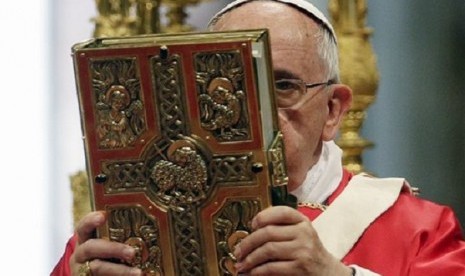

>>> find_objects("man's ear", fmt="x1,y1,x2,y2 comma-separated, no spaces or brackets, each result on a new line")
322,84,352,141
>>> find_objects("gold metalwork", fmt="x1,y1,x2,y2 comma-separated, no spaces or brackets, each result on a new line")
329,0,379,174
268,132,289,187
91,58,145,149
298,202,328,212
210,155,253,183
161,0,210,33
411,186,421,197
78,260,92,276
92,0,212,37
72,30,288,276
150,139,209,204
151,50,189,138
70,171,91,227
108,206,163,274
93,0,162,37
215,200,259,275
196,52,249,141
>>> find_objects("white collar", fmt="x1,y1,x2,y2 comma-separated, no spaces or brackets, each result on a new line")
290,141,343,204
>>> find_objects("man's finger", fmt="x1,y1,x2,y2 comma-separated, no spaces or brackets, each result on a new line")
74,238,136,263
236,239,297,272
238,258,296,276
88,258,142,276
234,224,296,261
75,211,106,244
251,206,307,230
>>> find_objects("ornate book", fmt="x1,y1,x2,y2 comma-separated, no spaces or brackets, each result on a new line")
72,29,294,275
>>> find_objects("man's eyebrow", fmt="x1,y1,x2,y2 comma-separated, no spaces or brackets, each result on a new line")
274,69,300,80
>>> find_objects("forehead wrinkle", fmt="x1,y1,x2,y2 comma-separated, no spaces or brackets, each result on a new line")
212,1,325,79
214,3,320,49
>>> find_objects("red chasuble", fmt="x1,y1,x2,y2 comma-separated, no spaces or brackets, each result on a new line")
52,169,465,275
51,235,76,275
299,170,465,275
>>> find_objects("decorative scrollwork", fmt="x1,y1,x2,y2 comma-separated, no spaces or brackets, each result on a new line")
268,132,289,187
151,52,188,139
103,161,148,193
108,206,163,275
171,205,204,276
210,155,254,184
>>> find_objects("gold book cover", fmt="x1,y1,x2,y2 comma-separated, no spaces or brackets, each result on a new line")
72,29,293,275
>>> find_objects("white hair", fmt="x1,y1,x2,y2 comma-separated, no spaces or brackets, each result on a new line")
314,24,340,82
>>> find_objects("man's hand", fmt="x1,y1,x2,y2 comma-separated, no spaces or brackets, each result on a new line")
233,206,352,276
69,211,142,276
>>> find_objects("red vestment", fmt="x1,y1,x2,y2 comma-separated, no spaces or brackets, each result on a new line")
300,170,465,275
51,169,465,275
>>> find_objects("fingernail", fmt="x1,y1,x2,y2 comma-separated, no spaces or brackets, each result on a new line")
123,246,135,260
235,262,244,272
94,214,105,225
251,218,257,230
233,245,242,261
129,267,142,276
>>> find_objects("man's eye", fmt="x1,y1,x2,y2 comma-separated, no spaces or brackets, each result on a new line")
275,80,295,91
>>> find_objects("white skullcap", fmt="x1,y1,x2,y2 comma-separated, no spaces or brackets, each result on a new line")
208,0,336,42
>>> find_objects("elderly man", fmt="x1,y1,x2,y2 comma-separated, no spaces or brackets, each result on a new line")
52,0,465,275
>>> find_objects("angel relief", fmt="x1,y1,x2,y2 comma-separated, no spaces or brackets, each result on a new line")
97,85,136,148
91,59,145,149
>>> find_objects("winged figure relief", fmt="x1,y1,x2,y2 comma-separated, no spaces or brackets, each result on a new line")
199,77,245,139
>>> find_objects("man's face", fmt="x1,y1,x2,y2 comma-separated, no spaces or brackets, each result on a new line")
212,2,332,190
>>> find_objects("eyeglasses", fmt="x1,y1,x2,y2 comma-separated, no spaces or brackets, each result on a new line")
275,78,334,108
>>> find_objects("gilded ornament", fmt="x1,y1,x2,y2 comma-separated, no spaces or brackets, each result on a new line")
329,0,379,174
